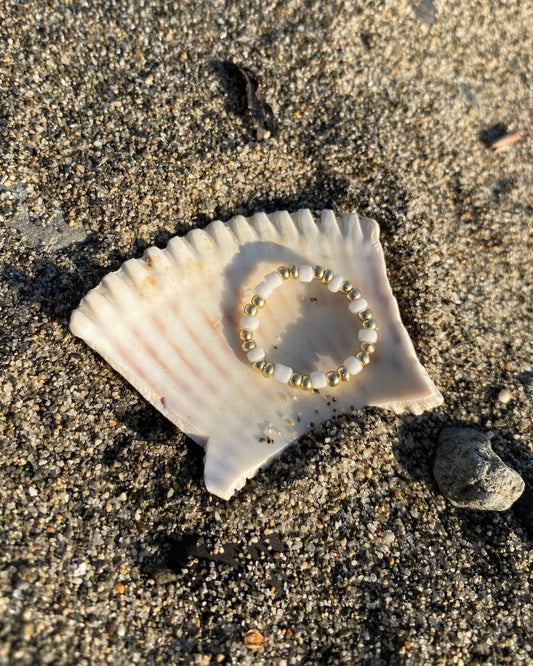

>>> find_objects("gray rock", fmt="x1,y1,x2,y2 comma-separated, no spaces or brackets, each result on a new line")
12,203,89,250
434,427,525,511
4,182,89,250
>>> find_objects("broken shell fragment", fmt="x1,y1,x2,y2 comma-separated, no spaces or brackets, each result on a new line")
70,209,443,499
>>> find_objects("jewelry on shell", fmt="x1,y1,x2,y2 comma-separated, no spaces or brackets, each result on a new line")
238,264,378,391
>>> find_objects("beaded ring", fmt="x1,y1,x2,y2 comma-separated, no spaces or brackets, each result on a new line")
238,264,378,391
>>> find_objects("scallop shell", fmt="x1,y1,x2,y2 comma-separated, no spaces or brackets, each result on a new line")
70,209,443,499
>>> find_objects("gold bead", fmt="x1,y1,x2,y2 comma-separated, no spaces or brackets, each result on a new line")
301,375,312,391
360,342,375,354
363,318,377,329
251,294,265,308
326,370,340,387
337,366,351,382
239,328,253,341
277,266,290,280
253,359,266,372
356,351,370,366
244,303,258,316
321,269,334,284
313,265,325,280
241,340,256,352
340,280,353,294
358,308,373,321
289,372,302,388
289,264,299,279
347,288,361,301
262,362,274,377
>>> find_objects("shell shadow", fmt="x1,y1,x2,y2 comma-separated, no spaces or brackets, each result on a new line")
2,165,409,505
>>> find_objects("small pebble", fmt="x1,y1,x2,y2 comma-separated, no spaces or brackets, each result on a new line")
105,622,118,636
243,628,264,650
22,623,34,641
497,388,512,404
414,0,436,26
72,562,87,577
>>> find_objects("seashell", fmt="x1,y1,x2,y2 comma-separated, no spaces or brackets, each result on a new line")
70,209,443,499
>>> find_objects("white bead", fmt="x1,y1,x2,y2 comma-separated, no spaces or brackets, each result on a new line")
240,315,259,331
247,346,265,362
255,281,273,298
348,298,368,313
344,356,363,375
359,329,378,343
298,265,314,282
273,363,293,383
327,274,344,292
264,271,283,290
310,371,327,389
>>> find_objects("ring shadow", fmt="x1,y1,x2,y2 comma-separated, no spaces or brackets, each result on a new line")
221,237,361,368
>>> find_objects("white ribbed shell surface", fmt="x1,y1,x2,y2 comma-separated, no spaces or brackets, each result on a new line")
70,209,443,499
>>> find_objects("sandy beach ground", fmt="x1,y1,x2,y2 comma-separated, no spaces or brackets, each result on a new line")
1,0,532,663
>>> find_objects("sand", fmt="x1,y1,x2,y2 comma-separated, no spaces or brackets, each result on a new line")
1,0,532,663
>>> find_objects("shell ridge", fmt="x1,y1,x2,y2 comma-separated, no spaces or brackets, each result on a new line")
91,270,216,414
320,209,342,238
250,211,281,242
228,214,261,244
205,218,240,256
166,235,199,268
143,246,174,276
95,273,140,317
113,297,220,424
293,208,319,238
154,300,242,420
267,210,300,245
187,227,217,259
90,343,205,439
69,309,98,340
118,257,154,293
99,314,172,399
341,212,365,245
77,292,171,400
82,291,119,326
360,215,381,248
